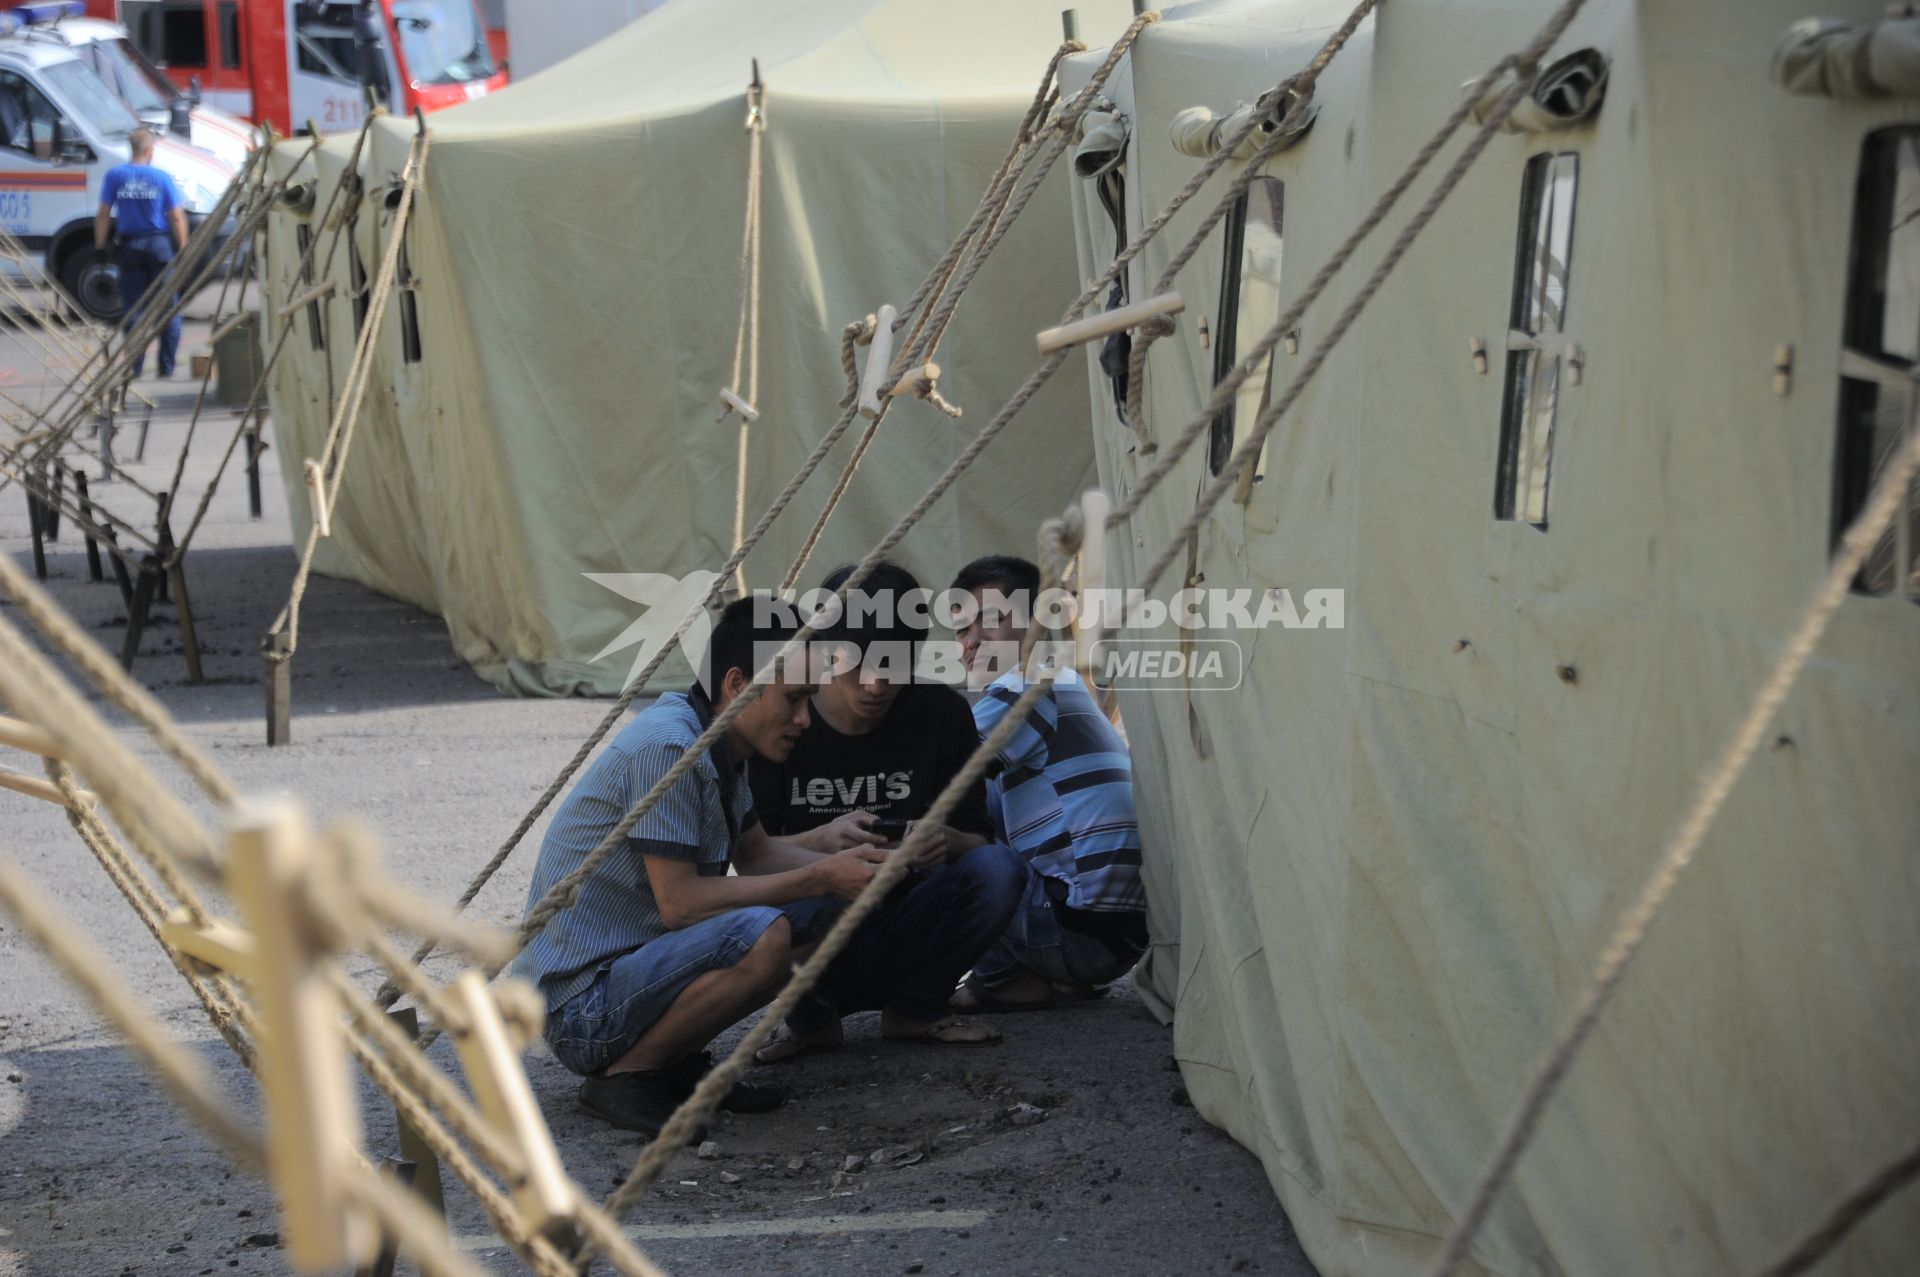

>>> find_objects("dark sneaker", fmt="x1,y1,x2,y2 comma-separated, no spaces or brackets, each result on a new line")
577,1070,709,1142
668,1051,790,1114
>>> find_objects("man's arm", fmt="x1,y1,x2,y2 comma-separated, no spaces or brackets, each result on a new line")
644,844,884,930
732,820,835,873
93,204,112,253
169,206,188,252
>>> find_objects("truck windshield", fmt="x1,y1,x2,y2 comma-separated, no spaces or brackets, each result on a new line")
389,0,494,86
87,37,175,115
42,59,141,139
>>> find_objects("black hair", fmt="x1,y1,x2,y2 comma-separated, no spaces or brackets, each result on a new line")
950,554,1041,602
818,560,926,653
700,593,801,698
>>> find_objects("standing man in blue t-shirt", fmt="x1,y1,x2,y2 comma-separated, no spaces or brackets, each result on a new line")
94,128,187,378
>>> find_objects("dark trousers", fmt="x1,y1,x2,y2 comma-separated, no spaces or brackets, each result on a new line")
790,841,1026,1027
117,234,181,377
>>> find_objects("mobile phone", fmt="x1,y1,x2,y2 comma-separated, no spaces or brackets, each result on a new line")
869,818,911,839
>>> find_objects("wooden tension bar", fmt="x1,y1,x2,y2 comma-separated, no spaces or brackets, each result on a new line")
225,799,376,1271
448,973,575,1238
1036,291,1184,355
1073,489,1112,674
857,303,898,420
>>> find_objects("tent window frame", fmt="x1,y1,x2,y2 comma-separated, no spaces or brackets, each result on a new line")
294,222,325,352
1208,175,1285,481
348,217,369,335
396,219,422,365
1495,151,1579,529
1835,126,1920,603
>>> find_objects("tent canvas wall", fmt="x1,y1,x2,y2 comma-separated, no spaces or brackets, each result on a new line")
262,0,1132,695
1061,1,1920,1274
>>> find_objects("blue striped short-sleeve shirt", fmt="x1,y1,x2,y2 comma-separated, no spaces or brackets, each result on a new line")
973,670,1144,913
516,691,756,1010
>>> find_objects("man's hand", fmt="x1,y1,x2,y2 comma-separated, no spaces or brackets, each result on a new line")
812,809,887,853
894,823,972,869
811,846,889,900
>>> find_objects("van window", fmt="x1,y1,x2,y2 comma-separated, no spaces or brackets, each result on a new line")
294,2,361,84
1209,177,1284,481
219,2,242,71
1837,128,1920,601
1496,152,1579,528
121,0,210,70
0,71,60,160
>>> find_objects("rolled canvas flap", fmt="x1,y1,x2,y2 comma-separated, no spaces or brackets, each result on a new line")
1464,47,1609,132
1168,86,1318,160
1076,108,1132,177
1773,15,1920,98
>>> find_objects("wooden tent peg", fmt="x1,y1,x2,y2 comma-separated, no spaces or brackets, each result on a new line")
1074,489,1112,672
857,304,898,420
1037,292,1184,355
718,387,760,422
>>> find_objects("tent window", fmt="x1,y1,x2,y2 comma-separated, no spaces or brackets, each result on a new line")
1092,168,1132,423
1837,127,1920,602
1496,152,1578,528
294,223,324,351
348,221,369,334
398,223,422,364
1208,177,1283,481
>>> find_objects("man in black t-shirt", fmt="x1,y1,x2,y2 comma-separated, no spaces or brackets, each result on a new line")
749,561,1024,1059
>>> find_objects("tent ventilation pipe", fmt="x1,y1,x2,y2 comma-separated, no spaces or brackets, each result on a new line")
1774,15,1920,97
1170,85,1318,160
1464,48,1608,132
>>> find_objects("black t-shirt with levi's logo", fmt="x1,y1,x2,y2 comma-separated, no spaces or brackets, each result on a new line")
747,682,994,839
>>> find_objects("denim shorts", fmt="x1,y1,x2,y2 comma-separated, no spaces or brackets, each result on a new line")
545,897,840,1076
971,861,1145,991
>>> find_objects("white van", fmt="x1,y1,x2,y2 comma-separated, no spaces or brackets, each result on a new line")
49,14,255,169
0,29,238,320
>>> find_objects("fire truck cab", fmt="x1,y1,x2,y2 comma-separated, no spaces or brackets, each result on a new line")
84,0,505,135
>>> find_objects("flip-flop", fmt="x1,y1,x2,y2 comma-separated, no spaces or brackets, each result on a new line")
882,1016,1002,1046
949,976,1057,1014
753,1020,842,1065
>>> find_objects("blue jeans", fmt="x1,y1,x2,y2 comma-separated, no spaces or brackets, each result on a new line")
790,842,1026,1028
971,859,1146,990
117,234,181,377
544,896,841,1077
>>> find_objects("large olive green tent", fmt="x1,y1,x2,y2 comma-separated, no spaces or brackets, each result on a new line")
261,0,1129,694
1061,1,1920,1274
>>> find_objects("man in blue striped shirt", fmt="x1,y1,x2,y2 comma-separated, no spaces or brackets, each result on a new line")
944,556,1148,1013
517,597,887,1139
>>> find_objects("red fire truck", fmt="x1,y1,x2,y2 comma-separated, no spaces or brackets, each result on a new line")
80,1,507,135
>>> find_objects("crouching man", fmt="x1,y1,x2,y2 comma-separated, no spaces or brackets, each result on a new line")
946,555,1149,1012
748,561,1025,1061
516,596,886,1139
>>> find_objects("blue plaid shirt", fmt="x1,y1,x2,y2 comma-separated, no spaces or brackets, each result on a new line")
974,670,1143,913
516,690,756,1010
